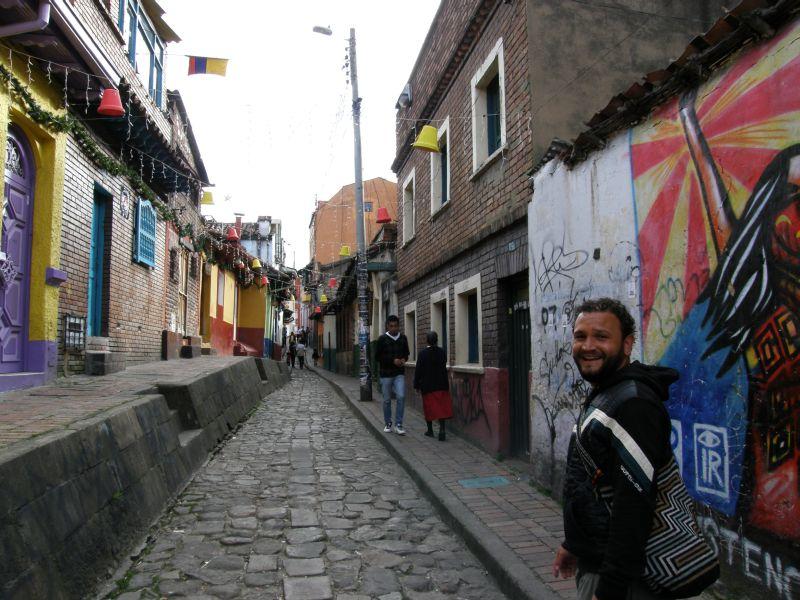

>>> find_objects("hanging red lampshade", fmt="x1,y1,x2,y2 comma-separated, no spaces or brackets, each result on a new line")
261,275,268,287
376,206,391,224
328,277,337,288
226,227,240,242
314,306,322,314
97,88,125,117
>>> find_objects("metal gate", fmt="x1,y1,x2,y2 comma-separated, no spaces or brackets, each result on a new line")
509,299,531,456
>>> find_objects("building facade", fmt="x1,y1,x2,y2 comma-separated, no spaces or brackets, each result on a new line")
309,177,396,267
393,0,728,456
0,0,209,390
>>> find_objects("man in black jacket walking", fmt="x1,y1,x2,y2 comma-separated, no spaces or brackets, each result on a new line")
374,315,410,435
552,298,714,600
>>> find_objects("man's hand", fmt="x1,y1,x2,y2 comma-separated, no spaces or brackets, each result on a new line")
552,545,577,579
393,358,406,367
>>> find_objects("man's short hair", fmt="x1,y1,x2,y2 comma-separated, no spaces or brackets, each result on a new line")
426,331,438,346
386,315,400,325
573,297,636,340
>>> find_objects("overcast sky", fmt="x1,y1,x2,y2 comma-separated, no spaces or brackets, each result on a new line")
159,1,440,268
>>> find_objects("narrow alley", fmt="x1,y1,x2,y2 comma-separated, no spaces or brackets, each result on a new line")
101,370,507,600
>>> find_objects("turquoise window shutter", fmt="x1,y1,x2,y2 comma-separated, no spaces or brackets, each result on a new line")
134,198,157,267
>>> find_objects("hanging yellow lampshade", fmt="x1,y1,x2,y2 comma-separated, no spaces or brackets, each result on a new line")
201,191,214,205
320,293,328,303
339,245,351,257
411,125,440,152
302,293,311,303
251,258,262,269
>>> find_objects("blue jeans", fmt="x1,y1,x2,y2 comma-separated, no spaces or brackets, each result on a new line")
380,375,405,426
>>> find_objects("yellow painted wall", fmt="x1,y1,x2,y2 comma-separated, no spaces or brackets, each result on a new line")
208,264,219,315
223,271,236,323
0,57,67,343
238,285,267,329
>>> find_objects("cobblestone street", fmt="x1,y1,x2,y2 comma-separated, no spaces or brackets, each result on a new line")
104,369,507,600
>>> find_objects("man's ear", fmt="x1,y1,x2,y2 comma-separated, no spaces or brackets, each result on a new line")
623,334,635,358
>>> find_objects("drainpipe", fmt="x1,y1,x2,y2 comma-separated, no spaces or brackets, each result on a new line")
0,0,51,39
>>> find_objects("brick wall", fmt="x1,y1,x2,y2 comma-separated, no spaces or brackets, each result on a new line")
311,178,397,266
393,0,530,370
58,136,202,372
395,0,531,290
398,224,526,369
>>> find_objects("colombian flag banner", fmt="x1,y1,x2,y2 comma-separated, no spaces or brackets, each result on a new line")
188,56,228,76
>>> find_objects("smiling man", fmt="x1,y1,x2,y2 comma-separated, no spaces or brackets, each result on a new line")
552,298,717,600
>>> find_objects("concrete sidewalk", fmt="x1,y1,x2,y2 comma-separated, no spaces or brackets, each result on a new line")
309,365,573,600
0,357,246,450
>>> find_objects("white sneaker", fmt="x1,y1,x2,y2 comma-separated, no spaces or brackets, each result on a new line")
394,425,406,436
383,424,392,433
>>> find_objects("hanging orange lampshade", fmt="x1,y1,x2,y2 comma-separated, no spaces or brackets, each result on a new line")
329,277,337,288
261,275,268,286
98,88,125,117
314,306,322,314
226,227,240,242
376,206,391,224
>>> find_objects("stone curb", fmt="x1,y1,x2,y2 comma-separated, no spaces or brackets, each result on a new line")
310,366,559,600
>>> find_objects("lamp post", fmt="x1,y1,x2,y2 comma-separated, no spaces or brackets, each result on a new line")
315,26,372,402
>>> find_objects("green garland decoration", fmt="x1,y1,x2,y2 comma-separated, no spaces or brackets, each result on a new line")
0,63,197,243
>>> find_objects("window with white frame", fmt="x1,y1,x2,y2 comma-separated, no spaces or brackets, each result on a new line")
430,288,449,361
454,274,482,366
402,169,415,244
430,117,450,214
471,39,506,173
404,301,417,362
119,0,165,108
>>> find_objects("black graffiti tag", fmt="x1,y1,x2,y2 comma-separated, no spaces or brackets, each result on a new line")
535,240,589,294
450,374,491,431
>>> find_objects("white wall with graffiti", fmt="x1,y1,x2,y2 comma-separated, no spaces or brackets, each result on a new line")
527,134,640,493
527,19,800,598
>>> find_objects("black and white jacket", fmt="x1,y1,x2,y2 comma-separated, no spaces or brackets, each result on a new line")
563,362,677,600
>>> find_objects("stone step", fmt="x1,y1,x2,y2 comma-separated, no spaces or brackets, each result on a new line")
85,351,126,376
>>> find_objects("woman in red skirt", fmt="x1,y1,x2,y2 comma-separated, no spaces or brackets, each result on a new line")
413,331,454,441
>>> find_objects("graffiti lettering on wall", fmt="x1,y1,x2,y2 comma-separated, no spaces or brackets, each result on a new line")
632,20,800,544
698,516,800,599
450,373,490,431
534,239,589,294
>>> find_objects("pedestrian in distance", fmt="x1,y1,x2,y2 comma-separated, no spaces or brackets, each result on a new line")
312,347,320,367
295,341,306,369
287,332,297,368
375,315,410,435
413,331,453,441
552,297,718,600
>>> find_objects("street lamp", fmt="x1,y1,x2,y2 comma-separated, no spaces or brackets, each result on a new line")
314,25,372,402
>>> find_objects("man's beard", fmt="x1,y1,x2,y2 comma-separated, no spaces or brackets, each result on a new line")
574,348,628,384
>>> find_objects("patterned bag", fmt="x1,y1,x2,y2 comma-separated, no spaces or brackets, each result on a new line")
574,414,719,598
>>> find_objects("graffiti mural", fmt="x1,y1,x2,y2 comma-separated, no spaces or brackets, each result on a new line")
450,372,491,430
631,20,800,541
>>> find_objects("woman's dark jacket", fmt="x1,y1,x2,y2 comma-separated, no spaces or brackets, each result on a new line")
413,346,449,394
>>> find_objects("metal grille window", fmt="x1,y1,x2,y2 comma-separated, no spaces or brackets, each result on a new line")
63,314,86,351
134,199,157,267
